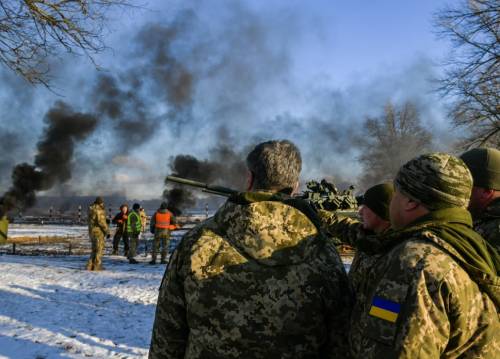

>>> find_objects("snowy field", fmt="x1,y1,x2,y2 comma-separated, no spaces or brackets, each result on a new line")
7,224,88,238
0,225,351,359
0,254,165,359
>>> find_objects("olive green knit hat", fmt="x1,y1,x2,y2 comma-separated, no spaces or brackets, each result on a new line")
358,183,394,221
460,147,500,190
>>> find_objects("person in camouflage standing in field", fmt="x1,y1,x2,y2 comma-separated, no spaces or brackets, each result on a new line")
149,202,178,265
319,182,394,296
149,140,352,359
86,197,109,271
461,147,500,253
349,153,500,358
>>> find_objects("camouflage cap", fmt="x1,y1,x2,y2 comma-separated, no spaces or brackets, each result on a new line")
460,147,500,190
94,196,104,205
394,153,472,210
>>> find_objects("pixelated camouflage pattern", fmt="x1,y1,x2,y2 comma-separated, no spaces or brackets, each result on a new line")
475,198,500,253
318,210,388,300
350,210,500,358
395,152,473,210
149,195,352,359
86,203,108,270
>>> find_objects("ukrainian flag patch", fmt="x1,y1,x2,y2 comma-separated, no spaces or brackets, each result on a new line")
369,296,400,323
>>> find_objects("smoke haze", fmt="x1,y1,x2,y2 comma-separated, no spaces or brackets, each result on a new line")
0,1,456,206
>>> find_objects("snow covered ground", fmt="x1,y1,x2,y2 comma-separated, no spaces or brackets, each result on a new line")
0,225,351,359
0,254,165,359
7,224,88,239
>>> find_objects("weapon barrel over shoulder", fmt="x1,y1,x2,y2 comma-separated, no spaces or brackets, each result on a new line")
166,175,237,197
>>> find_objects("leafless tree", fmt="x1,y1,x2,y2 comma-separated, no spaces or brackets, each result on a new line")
358,101,433,189
0,0,130,85
435,0,500,148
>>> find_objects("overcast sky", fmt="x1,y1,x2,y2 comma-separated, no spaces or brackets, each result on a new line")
0,0,457,199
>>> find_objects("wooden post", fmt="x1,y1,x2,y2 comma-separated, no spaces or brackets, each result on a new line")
12,243,16,254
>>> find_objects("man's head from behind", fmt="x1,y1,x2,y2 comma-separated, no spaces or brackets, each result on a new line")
94,197,104,207
357,183,394,234
246,140,302,194
460,147,500,217
390,153,473,230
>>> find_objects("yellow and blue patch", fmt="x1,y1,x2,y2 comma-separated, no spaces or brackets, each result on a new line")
369,296,400,323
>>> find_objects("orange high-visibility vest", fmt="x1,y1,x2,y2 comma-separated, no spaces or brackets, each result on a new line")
155,211,176,230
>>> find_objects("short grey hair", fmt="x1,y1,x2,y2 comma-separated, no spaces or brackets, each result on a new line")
246,140,302,192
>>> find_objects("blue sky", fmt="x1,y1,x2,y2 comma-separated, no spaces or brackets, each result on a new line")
0,0,458,199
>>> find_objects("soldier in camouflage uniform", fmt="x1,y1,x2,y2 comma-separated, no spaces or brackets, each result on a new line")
318,182,394,295
149,140,352,359
349,153,500,358
461,147,500,252
86,197,109,271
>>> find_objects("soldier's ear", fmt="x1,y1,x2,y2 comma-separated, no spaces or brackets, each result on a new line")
400,195,419,212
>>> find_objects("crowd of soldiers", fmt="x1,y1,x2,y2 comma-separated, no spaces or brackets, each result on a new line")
147,140,499,358
86,200,178,270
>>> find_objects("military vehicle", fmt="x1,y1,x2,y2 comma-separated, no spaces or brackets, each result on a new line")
299,179,358,211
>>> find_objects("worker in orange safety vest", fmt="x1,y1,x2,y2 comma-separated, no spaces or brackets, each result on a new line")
149,202,179,264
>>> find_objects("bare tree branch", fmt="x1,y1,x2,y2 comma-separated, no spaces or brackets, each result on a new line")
435,0,500,148
0,0,133,85
357,101,433,189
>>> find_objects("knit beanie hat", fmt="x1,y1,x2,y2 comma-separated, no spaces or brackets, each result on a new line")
394,153,472,210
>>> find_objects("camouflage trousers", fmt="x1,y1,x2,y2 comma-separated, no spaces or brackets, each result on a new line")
86,230,105,270
128,233,139,260
152,230,171,262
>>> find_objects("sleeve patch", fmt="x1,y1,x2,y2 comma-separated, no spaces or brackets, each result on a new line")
369,296,400,323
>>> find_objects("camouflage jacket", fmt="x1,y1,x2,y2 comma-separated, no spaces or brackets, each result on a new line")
317,210,387,299
149,194,352,359
88,203,108,236
350,209,500,359
475,198,500,253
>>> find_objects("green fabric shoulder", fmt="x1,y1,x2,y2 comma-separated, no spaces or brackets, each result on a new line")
317,209,362,246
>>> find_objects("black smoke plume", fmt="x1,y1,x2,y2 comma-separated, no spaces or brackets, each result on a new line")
0,101,98,217
163,140,248,212
92,73,156,149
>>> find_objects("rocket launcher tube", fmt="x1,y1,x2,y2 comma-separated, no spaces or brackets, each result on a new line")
166,175,238,197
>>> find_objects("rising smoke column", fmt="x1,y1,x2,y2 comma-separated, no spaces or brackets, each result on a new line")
0,101,98,217
163,136,249,212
